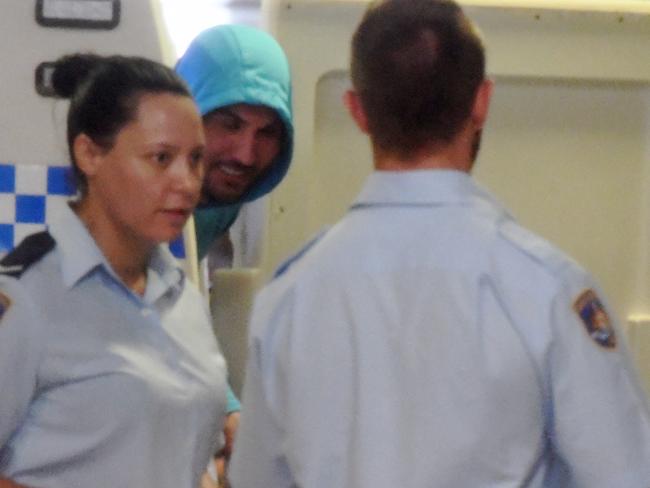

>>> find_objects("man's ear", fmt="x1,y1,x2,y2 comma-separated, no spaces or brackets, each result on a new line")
471,78,493,130
72,133,104,178
343,89,369,134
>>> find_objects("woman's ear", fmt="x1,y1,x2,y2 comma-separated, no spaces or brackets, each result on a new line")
72,133,104,178
343,89,369,134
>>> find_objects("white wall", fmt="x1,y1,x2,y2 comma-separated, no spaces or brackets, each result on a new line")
0,0,166,168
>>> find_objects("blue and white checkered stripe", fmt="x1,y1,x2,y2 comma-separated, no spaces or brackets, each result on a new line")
0,163,75,255
0,163,187,260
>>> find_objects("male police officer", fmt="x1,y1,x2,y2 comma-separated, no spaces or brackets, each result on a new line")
229,1,650,486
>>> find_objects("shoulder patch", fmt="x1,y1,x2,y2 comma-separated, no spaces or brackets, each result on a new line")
573,289,616,349
0,231,56,278
273,227,329,279
0,291,10,322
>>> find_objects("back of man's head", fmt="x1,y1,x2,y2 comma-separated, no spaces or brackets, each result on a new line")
351,0,485,159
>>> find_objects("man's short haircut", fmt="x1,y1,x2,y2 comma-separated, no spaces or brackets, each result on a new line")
350,0,486,159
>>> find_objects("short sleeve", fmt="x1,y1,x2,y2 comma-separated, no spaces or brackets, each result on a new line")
0,280,43,449
548,276,650,487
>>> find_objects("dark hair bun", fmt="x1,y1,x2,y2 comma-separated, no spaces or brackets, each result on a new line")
51,53,104,98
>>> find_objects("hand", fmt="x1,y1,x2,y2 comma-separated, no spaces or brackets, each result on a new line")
200,457,228,488
200,467,219,488
210,411,239,488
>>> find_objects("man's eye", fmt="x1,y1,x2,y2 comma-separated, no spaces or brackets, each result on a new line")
221,117,241,131
209,113,242,132
259,123,282,140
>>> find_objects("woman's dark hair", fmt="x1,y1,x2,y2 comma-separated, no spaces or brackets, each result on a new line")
351,0,485,159
51,53,192,193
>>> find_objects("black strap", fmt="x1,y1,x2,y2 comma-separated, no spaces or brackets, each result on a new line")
0,231,56,278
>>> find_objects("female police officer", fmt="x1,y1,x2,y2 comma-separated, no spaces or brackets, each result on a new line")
0,54,227,488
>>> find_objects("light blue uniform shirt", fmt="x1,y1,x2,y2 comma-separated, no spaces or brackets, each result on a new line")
0,204,227,488
230,170,650,488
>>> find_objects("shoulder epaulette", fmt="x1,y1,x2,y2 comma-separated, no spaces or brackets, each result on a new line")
273,228,329,279
0,231,56,278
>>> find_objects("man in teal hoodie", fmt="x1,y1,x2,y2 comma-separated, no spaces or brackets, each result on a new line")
177,24,293,260
175,24,293,470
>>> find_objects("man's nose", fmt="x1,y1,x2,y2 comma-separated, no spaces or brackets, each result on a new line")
231,130,256,166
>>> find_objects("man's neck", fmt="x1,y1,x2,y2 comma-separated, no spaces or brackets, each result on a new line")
375,154,471,172
374,147,473,173
373,133,474,173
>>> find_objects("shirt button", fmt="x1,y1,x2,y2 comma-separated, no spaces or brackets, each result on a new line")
141,307,153,317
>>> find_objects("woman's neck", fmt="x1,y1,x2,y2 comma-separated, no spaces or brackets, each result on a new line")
73,200,151,296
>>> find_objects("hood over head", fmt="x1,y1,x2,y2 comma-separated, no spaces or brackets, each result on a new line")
176,24,293,206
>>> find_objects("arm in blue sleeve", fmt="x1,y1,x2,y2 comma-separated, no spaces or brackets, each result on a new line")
226,383,241,413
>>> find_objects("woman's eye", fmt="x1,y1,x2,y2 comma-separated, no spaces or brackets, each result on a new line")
190,150,204,169
154,152,172,165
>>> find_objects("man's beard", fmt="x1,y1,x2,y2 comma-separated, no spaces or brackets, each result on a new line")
199,159,255,205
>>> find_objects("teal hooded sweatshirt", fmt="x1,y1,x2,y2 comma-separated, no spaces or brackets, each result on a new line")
176,25,292,413
176,24,294,260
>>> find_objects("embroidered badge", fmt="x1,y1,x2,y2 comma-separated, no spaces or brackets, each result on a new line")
0,292,11,323
573,289,616,349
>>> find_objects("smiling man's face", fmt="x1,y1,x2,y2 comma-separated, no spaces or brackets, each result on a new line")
201,103,284,204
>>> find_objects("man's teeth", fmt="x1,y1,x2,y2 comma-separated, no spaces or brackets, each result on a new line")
219,165,245,176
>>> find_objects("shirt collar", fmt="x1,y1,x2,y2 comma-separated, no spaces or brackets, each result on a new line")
48,203,185,300
352,169,506,211
48,202,106,288
144,245,185,304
